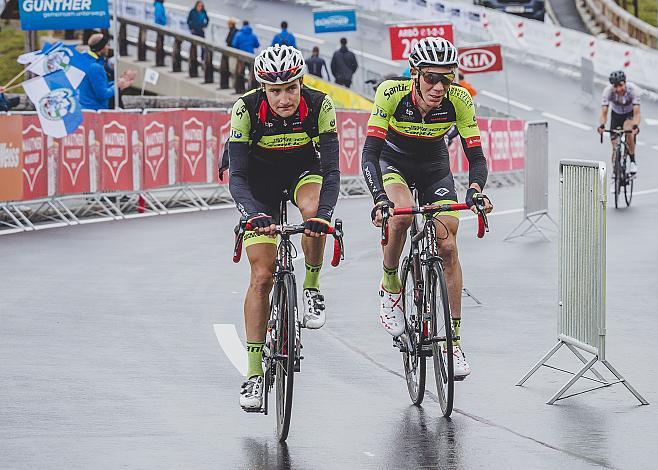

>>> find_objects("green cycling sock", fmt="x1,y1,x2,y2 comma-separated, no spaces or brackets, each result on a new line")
452,318,461,347
382,264,402,293
246,341,264,379
303,262,322,290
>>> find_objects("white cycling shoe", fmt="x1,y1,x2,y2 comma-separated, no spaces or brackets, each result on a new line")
302,288,326,329
379,286,406,337
629,161,638,175
240,376,264,410
444,345,471,379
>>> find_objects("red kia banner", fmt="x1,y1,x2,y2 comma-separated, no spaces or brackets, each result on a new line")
337,111,368,176
389,23,454,61
142,112,170,190
100,112,137,192
458,44,503,74
21,115,50,200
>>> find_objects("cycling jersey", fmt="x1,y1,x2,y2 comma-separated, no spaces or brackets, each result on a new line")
602,82,640,115
361,78,487,202
228,85,340,221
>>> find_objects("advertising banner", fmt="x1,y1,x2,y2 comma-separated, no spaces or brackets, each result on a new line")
19,0,110,31
388,23,454,61
142,112,170,190
0,115,24,202
179,111,208,184
337,111,368,176
58,122,90,194
458,44,503,74
100,113,137,192
21,115,51,200
313,9,357,33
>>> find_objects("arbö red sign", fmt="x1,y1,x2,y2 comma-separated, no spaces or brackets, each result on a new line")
458,44,503,74
389,23,454,61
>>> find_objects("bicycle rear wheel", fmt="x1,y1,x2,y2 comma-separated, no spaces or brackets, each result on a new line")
401,255,426,405
275,273,297,442
429,261,454,417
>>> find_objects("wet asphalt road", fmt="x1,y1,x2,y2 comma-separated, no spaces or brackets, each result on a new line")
1,186,657,469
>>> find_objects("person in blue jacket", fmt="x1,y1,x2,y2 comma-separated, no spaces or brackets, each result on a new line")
271,21,296,48
79,33,134,110
187,1,209,37
232,20,260,53
154,0,167,26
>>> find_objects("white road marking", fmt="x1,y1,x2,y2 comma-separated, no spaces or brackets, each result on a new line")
634,188,658,196
351,49,400,67
479,90,534,111
652,145,658,150
541,112,592,131
637,141,646,146
213,324,247,376
645,118,658,126
363,452,376,457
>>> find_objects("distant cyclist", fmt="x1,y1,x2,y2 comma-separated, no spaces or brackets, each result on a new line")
597,70,640,179
361,38,492,379
228,45,340,410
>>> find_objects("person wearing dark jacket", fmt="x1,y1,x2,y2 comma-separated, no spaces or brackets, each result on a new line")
271,21,296,48
226,18,238,47
306,47,330,81
187,1,209,37
331,37,358,88
232,20,260,53
154,0,167,25
0,92,20,112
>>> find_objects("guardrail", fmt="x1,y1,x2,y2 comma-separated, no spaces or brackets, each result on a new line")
581,0,657,48
116,15,257,93
516,159,648,405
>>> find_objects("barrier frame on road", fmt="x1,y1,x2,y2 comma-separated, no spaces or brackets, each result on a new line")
504,121,557,242
516,159,647,405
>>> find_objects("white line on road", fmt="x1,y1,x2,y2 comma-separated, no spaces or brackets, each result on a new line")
479,90,534,111
541,112,592,131
634,188,658,196
214,324,247,376
637,141,646,146
351,49,400,67
255,23,325,45
645,118,658,126
652,145,658,151
363,452,375,457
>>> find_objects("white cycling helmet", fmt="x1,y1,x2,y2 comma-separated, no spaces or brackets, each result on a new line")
254,45,307,85
408,37,458,69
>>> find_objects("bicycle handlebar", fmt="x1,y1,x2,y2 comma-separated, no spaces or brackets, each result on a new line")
232,218,345,267
600,128,634,144
380,201,489,246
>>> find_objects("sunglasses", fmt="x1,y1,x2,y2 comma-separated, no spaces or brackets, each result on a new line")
258,66,301,83
419,70,455,86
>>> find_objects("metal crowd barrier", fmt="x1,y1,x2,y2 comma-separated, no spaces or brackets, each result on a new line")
504,121,557,241
516,160,647,405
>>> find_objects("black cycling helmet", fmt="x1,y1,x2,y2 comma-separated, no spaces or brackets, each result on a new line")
608,70,626,85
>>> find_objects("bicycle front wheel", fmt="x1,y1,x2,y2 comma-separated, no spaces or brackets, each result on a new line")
624,164,633,207
614,148,622,209
429,261,454,417
401,255,426,406
275,273,297,442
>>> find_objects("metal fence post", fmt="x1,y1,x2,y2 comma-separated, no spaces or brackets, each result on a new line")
504,121,557,241
516,160,648,405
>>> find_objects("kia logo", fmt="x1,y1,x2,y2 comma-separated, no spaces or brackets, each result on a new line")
459,49,497,73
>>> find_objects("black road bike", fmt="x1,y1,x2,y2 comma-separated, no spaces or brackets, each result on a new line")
381,192,489,417
233,193,344,442
601,128,635,208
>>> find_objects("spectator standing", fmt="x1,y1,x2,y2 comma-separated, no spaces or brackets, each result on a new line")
306,47,330,81
154,0,167,26
457,71,477,98
331,37,358,88
220,18,239,89
0,91,20,111
232,21,260,92
187,1,209,38
232,20,260,53
271,21,297,48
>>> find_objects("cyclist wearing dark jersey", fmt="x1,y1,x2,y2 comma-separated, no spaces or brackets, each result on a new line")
361,37,492,379
228,45,340,410
597,70,640,177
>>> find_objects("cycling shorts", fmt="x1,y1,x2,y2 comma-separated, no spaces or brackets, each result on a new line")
379,147,460,220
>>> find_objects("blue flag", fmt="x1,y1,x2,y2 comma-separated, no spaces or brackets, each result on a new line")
22,70,83,138
23,42,93,89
